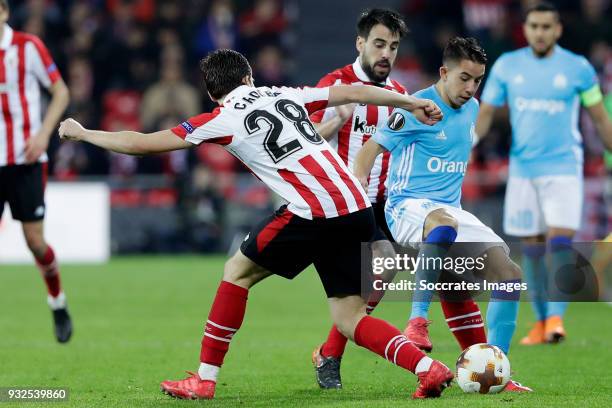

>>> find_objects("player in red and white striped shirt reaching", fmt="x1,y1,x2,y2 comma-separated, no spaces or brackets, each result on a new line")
310,9,490,390
0,1,72,343
59,49,452,400
309,8,409,389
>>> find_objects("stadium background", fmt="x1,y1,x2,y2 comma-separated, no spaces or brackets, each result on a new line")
2,0,611,254
1,2,611,406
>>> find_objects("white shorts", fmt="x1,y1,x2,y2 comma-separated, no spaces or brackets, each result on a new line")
386,198,508,255
503,175,583,237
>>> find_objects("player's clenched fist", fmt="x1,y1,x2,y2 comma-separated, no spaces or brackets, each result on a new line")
412,98,443,126
58,118,86,141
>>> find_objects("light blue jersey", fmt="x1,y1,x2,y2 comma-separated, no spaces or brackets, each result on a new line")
373,85,478,220
481,45,599,178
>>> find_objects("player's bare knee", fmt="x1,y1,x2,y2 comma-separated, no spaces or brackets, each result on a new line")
423,209,458,238
371,240,396,281
23,233,46,258
491,254,522,281
522,235,545,244
223,251,270,289
223,254,252,286
503,259,522,281
371,240,395,261
547,228,575,240
482,247,516,281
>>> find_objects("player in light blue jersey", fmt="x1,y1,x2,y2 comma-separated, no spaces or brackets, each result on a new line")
477,2,612,345
356,37,531,392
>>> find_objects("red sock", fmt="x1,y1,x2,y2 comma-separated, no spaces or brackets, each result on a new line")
321,290,382,359
365,277,385,314
321,325,348,358
35,246,61,298
200,281,249,367
441,299,486,350
354,316,425,373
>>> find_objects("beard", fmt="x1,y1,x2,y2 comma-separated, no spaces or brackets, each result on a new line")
531,42,555,57
361,59,390,83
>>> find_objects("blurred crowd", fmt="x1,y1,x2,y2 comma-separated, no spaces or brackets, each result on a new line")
6,0,299,251
10,0,607,177
6,0,611,248
5,0,296,182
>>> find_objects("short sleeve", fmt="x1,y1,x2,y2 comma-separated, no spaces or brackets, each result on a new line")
25,35,61,87
170,107,233,145
481,57,507,107
373,108,422,152
573,57,601,107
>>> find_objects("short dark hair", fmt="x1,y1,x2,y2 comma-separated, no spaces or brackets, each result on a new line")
524,2,560,22
357,8,408,39
199,49,252,100
443,37,487,66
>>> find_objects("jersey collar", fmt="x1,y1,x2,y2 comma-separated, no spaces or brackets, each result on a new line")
528,44,559,60
352,57,392,86
0,24,13,50
222,85,252,106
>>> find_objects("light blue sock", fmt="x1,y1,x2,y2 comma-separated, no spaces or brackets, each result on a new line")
409,225,457,320
487,279,521,355
547,236,573,318
522,244,548,321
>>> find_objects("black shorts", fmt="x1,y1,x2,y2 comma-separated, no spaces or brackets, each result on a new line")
241,206,375,297
371,201,394,242
0,163,46,222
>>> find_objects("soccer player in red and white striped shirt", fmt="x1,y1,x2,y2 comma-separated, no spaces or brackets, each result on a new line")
310,10,490,389
309,10,408,388
0,1,71,342
59,49,454,399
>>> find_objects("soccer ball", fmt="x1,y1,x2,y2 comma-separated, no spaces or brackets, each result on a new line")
455,343,510,394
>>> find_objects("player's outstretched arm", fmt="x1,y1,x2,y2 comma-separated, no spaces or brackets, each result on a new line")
354,138,386,189
58,118,192,155
474,102,496,147
586,102,612,151
328,85,442,125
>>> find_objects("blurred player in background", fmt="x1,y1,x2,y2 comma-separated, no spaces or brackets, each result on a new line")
476,2,612,345
0,0,71,342
591,94,612,300
356,37,531,392
59,49,456,400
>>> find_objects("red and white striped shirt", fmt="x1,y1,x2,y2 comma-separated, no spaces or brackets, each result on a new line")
310,59,407,204
0,24,61,167
171,85,370,220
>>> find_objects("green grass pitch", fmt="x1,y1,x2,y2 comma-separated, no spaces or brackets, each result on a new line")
1,256,611,407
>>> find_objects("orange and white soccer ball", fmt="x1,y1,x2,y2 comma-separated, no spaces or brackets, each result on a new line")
455,343,511,394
